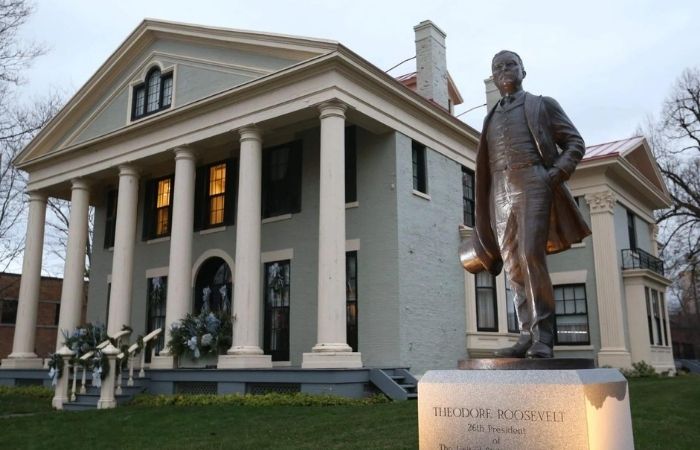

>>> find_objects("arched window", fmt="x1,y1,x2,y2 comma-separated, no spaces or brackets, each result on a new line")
194,257,232,315
132,67,173,120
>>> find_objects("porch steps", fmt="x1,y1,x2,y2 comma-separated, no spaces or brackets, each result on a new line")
62,375,150,411
677,359,700,374
369,368,418,401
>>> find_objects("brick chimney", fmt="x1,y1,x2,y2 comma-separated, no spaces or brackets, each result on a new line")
414,20,449,110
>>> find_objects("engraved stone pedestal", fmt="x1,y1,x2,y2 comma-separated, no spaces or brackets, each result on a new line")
418,366,633,450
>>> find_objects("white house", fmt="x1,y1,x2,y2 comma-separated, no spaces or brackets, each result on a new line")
0,19,675,405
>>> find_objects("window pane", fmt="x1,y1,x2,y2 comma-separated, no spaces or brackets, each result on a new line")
574,286,585,300
146,70,161,113
156,208,169,236
134,87,145,117
576,299,587,313
565,299,575,314
477,291,496,329
162,76,173,107
555,299,564,314
209,164,226,195
156,179,171,207
270,147,289,181
564,286,574,300
555,314,588,344
209,195,225,225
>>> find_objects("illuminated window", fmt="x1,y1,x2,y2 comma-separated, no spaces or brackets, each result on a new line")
155,178,172,236
194,160,237,230
208,163,226,226
143,175,173,240
132,67,173,120
553,284,590,345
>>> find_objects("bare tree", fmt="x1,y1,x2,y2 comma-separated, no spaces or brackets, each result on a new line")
0,1,67,279
642,67,700,336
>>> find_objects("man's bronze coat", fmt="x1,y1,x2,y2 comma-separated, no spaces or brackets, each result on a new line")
472,92,592,276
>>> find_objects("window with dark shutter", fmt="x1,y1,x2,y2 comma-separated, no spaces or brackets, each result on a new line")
262,140,302,219
412,140,427,193
142,175,173,240
462,166,475,227
345,126,357,203
194,159,238,231
104,189,118,248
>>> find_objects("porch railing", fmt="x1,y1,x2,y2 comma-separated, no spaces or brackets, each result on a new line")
621,248,665,276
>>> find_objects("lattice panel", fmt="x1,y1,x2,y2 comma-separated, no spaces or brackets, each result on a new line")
174,381,217,395
246,383,301,395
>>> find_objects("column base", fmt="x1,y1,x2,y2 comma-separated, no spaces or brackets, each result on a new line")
97,399,117,409
597,348,632,369
301,351,362,369
1,356,44,369
52,395,68,410
217,354,272,369
149,354,176,370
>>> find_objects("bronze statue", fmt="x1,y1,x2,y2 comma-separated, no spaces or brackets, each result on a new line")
460,50,591,358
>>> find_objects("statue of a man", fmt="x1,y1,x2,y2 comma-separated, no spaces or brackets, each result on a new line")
461,50,591,358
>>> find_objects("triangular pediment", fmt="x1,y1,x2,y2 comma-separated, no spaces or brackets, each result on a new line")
15,19,338,167
619,138,668,195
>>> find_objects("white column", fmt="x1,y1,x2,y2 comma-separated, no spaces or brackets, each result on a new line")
2,192,47,368
107,165,139,336
585,190,632,368
152,147,197,369
302,101,362,368
218,126,272,369
55,178,90,349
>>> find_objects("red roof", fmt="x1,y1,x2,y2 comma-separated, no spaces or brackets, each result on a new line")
583,136,645,161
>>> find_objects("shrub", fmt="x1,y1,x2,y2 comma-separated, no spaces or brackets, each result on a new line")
0,385,53,398
620,361,658,378
131,392,389,407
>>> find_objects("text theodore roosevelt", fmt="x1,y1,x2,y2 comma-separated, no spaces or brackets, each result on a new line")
432,406,564,423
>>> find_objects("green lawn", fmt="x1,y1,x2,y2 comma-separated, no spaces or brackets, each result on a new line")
0,375,698,449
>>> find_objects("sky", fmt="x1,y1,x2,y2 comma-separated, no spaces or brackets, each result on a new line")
7,0,700,275
16,0,700,146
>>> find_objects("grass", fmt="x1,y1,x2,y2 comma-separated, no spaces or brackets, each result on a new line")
0,375,698,449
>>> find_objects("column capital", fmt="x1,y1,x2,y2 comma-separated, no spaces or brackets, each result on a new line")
173,146,197,161
585,190,616,215
318,101,347,120
118,164,140,178
239,125,261,143
27,190,47,203
70,178,91,192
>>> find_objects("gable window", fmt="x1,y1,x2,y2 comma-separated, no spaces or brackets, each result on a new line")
132,67,173,120
262,141,302,219
142,175,174,240
104,189,117,248
553,284,590,345
412,140,428,193
462,166,475,227
475,272,497,331
345,126,357,203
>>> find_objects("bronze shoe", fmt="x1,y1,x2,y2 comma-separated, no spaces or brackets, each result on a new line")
525,341,554,358
494,336,532,358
